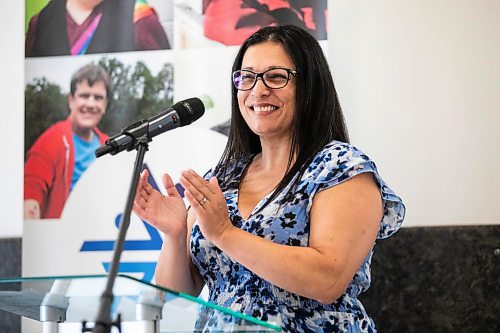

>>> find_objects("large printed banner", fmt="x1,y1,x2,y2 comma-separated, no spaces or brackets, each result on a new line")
23,0,328,282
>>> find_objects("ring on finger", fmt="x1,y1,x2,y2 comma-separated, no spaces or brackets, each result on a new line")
199,197,208,206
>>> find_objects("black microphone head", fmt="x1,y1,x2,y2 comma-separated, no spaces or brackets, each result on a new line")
173,97,205,126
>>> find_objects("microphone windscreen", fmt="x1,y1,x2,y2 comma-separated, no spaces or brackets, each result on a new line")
174,98,205,126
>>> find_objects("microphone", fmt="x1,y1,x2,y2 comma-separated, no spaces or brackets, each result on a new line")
95,97,205,158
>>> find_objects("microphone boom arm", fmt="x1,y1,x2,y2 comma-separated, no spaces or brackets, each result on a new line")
95,119,150,158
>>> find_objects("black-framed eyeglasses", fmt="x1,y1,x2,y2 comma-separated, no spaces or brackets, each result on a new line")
232,67,298,91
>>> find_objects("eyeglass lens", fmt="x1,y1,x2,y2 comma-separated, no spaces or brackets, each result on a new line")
233,68,292,90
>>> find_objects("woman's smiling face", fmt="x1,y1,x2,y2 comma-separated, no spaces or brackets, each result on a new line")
237,42,297,141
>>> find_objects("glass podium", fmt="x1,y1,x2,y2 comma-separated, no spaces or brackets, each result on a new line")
0,274,281,333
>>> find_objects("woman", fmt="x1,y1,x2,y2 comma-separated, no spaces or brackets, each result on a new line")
134,25,405,332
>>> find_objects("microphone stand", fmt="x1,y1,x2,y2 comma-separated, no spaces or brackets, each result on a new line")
82,132,150,333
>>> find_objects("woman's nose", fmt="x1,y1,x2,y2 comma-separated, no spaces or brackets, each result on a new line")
251,78,270,96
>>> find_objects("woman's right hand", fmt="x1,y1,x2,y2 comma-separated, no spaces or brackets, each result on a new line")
133,169,188,237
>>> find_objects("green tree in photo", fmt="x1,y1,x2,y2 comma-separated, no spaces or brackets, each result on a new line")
24,78,67,154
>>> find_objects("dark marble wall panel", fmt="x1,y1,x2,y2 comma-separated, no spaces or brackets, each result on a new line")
361,225,500,333
0,238,21,333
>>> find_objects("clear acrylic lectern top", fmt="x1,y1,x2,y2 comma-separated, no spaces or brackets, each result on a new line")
0,274,281,332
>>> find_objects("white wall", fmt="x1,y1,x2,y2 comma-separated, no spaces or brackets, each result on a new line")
0,0,23,237
330,0,500,226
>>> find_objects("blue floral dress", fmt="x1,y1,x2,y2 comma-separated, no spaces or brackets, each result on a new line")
190,141,406,332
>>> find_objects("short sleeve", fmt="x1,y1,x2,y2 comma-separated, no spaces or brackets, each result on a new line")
305,142,406,239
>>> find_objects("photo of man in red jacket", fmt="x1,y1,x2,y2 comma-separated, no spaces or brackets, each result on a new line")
24,63,110,219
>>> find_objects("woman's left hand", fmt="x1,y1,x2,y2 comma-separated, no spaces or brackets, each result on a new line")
179,169,233,242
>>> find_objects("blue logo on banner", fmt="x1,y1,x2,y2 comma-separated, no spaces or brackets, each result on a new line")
79,164,183,282
101,262,158,282
79,213,162,251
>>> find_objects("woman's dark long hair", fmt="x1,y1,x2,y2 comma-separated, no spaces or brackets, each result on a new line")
218,25,349,203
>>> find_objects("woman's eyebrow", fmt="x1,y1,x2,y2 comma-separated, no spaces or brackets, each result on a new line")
240,65,288,71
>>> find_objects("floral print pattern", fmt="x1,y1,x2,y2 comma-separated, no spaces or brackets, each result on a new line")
190,141,405,332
